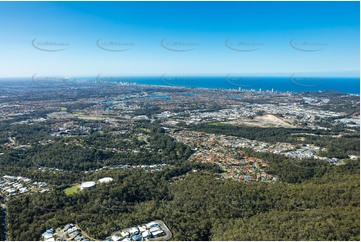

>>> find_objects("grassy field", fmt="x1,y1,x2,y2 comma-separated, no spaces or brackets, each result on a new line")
64,185,80,196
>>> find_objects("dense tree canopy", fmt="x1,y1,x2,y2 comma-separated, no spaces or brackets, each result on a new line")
1,121,359,241
5,159,360,241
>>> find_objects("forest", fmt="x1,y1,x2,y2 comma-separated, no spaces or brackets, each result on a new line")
0,118,359,241
5,158,359,241
0,121,193,172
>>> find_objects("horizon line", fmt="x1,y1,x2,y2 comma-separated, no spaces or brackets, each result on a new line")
0,73,360,79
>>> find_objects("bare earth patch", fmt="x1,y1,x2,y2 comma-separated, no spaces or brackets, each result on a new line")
227,115,296,128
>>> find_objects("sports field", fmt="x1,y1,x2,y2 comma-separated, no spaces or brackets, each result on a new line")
64,185,80,196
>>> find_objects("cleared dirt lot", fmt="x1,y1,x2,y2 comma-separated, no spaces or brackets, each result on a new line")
226,114,296,128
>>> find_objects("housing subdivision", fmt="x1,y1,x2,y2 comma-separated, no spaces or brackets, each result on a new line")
106,220,172,241
169,130,346,182
41,223,90,241
0,175,49,198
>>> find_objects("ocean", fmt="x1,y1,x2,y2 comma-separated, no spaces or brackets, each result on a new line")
130,76,360,94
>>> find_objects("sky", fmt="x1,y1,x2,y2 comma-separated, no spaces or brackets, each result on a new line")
0,1,359,77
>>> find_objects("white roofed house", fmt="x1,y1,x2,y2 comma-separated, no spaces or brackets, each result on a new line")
149,227,161,233
41,229,54,241
141,230,152,239
111,235,121,241
98,177,114,183
120,231,130,238
138,226,147,233
19,187,28,193
3,175,16,180
67,226,79,235
64,223,73,230
6,188,16,194
13,183,22,189
129,227,139,235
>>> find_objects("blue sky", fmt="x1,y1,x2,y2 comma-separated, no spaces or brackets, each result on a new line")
0,1,359,77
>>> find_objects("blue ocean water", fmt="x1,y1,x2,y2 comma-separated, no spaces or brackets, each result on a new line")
133,76,360,94
0,76,359,94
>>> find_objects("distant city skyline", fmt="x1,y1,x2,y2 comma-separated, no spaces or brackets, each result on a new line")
0,1,359,77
